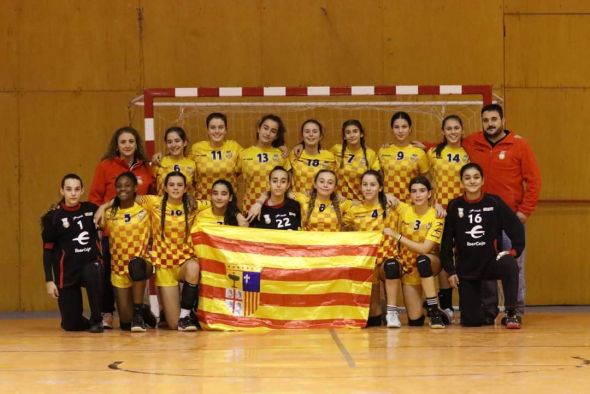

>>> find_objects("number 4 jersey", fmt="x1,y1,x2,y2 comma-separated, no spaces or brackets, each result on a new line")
440,193,525,279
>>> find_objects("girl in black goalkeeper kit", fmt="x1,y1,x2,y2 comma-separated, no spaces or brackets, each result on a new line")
41,174,103,333
440,163,524,328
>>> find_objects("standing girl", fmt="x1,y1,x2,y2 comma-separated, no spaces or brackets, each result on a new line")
41,174,103,333
191,113,242,200
427,115,470,319
238,114,288,212
382,176,447,328
331,119,380,200
153,126,197,196
378,112,429,202
427,115,470,208
288,119,336,195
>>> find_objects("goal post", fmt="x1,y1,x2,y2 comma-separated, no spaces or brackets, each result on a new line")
133,84,494,157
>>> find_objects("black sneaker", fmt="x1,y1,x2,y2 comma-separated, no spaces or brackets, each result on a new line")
177,316,197,332
131,313,147,333
366,314,383,327
89,321,104,333
501,314,522,328
483,315,496,326
142,304,157,329
428,309,446,329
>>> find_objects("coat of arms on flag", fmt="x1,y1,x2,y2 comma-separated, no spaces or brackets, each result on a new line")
192,224,380,331
226,267,260,317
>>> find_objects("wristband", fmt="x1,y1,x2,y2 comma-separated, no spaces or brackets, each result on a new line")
496,251,510,261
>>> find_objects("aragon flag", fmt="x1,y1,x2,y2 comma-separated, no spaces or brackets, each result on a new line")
192,225,381,331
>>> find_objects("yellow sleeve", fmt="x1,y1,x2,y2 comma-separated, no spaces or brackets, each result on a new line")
418,149,429,174
196,199,211,213
137,195,160,212
425,216,445,244
367,149,381,171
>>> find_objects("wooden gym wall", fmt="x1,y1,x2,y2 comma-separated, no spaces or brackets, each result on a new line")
0,0,587,311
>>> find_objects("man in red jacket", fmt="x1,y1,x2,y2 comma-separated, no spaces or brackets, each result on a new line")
462,103,541,324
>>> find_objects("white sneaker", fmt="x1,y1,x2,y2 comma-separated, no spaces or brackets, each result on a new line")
102,312,113,329
386,311,401,328
443,308,454,325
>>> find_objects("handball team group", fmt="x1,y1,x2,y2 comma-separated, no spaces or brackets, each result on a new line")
41,103,541,333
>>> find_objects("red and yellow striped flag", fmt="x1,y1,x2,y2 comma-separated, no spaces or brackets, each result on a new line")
192,225,381,331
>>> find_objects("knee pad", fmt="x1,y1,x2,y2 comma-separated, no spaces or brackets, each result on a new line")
408,315,425,327
383,258,402,279
416,255,433,278
128,257,152,281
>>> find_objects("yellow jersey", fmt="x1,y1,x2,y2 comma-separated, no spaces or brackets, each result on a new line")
154,155,197,195
378,144,429,202
427,145,469,208
104,202,151,275
331,144,380,200
238,145,286,212
287,149,336,195
190,139,242,200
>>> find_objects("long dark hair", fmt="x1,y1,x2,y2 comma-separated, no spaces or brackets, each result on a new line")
361,170,387,220
110,172,138,218
390,111,412,128
41,173,84,227
101,126,147,162
160,171,191,241
164,126,189,156
305,170,342,230
434,115,463,158
257,114,286,148
340,119,368,169
211,179,240,226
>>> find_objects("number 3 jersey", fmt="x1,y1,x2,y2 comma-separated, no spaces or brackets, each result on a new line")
250,197,302,230
41,202,101,288
440,193,525,279
394,202,444,272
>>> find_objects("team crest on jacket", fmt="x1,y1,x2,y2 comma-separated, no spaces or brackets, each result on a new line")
226,151,233,159
499,151,506,160
458,208,464,218
410,153,419,162
61,218,70,228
